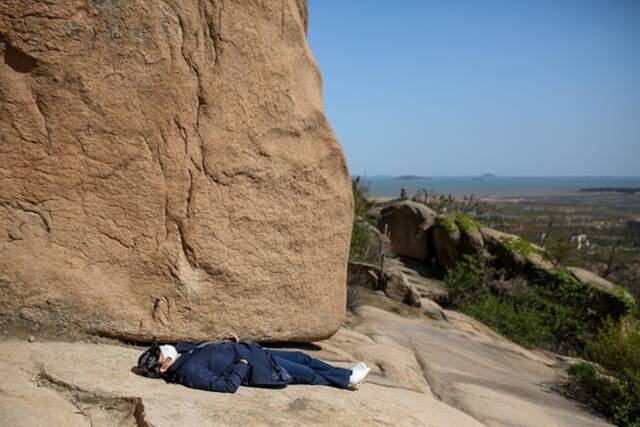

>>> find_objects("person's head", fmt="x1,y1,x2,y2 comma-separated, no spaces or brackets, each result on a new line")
136,338,177,378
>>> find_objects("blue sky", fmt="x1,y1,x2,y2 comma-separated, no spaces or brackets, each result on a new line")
307,0,640,177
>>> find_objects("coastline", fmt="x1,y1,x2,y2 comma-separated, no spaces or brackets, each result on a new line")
361,175,640,199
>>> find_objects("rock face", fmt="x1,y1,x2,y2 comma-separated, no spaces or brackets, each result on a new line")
347,262,422,308
0,304,612,426
378,201,436,261
367,207,636,323
0,0,353,342
347,261,380,290
384,271,422,307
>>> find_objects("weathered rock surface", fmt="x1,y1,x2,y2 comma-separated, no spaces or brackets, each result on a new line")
378,200,436,261
383,270,422,307
347,261,380,290
480,226,554,272
353,306,611,427
0,302,612,426
348,259,437,308
0,0,352,342
383,255,449,303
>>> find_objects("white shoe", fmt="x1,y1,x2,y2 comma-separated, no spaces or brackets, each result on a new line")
348,363,371,390
353,362,367,370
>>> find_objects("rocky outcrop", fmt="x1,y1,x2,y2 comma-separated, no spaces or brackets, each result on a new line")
0,302,612,426
347,261,380,290
382,255,449,303
0,0,352,342
384,271,422,307
378,201,436,261
0,336,482,427
368,203,636,322
347,262,422,308
433,213,485,269
480,226,554,272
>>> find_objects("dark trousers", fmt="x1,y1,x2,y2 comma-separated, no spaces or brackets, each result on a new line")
266,350,352,389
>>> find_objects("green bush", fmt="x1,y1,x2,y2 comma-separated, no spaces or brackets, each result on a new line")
586,319,640,386
443,255,555,347
544,236,579,266
443,254,489,305
444,255,590,351
501,236,543,257
350,220,372,262
349,177,374,262
568,320,640,427
459,291,552,347
439,229,639,426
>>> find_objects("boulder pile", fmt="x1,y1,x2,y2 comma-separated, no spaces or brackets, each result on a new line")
376,201,635,322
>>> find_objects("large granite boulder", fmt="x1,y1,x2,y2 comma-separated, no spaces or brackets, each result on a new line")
0,0,352,342
378,201,436,261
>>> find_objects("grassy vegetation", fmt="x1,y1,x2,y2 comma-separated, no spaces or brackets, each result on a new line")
453,212,481,235
414,188,498,216
501,236,543,258
438,214,458,234
349,177,375,263
568,320,640,427
412,189,640,303
480,196,640,305
444,255,587,351
460,292,553,347
444,254,640,425
439,212,481,236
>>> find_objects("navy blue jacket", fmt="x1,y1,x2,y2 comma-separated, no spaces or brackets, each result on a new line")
163,341,291,393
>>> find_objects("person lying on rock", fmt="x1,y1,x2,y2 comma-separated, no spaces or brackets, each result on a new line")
136,333,371,393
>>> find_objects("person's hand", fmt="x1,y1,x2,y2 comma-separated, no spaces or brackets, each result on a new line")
236,344,251,362
225,332,240,343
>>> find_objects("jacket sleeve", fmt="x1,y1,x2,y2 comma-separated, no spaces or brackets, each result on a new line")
175,342,204,353
180,362,250,393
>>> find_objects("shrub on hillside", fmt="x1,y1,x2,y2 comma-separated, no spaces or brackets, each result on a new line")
568,320,640,427
443,255,590,352
349,177,375,262
459,292,552,347
443,255,553,347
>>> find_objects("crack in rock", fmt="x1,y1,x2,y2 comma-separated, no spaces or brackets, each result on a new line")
35,370,151,427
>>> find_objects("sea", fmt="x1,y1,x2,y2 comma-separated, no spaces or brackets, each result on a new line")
360,176,640,199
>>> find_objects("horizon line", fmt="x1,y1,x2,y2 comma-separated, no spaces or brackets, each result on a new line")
352,174,640,179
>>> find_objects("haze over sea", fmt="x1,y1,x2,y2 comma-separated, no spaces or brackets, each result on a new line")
362,175,640,199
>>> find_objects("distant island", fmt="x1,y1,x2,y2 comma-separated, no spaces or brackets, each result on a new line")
395,175,430,180
579,187,640,194
474,173,497,180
